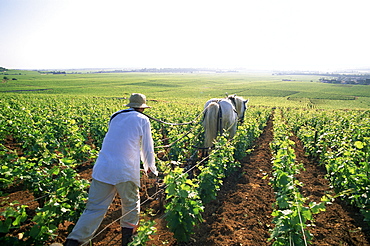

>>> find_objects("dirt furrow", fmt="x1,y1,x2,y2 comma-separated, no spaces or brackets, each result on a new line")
291,135,370,246
185,116,276,245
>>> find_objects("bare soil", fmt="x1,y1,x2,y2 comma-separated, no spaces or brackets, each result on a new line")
1,116,370,245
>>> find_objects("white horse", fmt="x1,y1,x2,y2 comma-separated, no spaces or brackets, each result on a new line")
203,95,249,148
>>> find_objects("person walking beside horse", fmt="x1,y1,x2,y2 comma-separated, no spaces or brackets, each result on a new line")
64,93,158,246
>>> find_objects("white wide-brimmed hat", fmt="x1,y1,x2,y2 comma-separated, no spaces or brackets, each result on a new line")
125,93,151,108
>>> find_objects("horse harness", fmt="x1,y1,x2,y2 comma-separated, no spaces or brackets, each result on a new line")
204,99,238,137
216,100,223,136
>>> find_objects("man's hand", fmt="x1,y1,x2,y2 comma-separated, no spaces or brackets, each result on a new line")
145,169,156,179
148,172,157,179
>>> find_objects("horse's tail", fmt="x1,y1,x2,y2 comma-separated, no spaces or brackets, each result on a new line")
203,102,219,148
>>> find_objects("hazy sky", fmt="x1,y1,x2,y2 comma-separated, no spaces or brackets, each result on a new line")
1,0,368,71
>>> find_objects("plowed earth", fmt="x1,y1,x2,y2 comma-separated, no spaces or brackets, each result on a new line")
1,116,370,246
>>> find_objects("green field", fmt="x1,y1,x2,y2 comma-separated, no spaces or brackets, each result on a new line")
1,70,370,109
1,70,369,244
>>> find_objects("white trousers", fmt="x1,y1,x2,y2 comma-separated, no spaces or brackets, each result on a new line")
67,179,140,243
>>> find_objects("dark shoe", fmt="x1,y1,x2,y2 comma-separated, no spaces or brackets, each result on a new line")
122,227,134,246
64,239,80,246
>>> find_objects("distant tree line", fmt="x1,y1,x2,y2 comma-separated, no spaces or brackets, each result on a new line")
38,71,66,74
320,75,370,85
273,71,370,85
92,68,238,74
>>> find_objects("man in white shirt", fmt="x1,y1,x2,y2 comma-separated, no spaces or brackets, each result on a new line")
65,93,158,246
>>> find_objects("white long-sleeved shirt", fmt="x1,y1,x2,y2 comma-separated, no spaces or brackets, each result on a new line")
92,109,158,187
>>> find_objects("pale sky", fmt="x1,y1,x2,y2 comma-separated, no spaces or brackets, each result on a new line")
0,0,369,71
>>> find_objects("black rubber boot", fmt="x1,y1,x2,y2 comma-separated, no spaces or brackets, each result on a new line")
64,239,80,246
121,227,134,246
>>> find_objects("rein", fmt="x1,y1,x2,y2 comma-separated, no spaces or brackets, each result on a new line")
110,109,197,126
141,112,196,126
